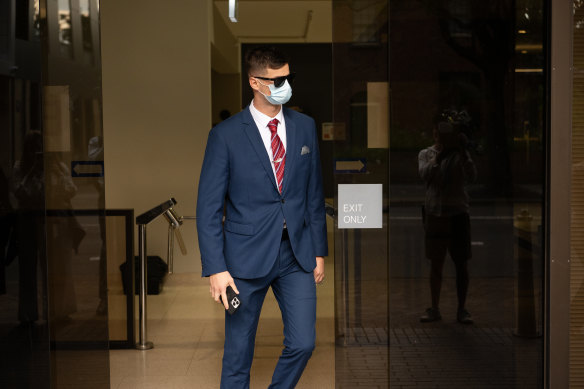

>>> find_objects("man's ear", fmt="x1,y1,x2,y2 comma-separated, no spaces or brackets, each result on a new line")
249,76,259,92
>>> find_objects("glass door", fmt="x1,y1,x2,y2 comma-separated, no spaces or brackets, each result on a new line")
332,0,547,387
332,1,391,386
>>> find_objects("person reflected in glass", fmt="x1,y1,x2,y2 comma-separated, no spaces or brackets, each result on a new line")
418,110,477,324
88,136,107,315
44,151,82,324
0,167,13,296
12,131,46,325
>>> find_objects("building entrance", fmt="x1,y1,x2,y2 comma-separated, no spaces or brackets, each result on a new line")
1,0,551,387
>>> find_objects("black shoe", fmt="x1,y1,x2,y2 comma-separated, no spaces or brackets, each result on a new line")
457,308,474,324
420,308,442,323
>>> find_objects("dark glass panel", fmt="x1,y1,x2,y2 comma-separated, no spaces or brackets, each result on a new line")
332,1,390,387
387,0,545,387
332,0,546,386
15,0,29,40
2,0,108,385
44,0,109,385
0,63,50,389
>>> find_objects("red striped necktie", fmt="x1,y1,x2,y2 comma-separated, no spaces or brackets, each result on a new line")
268,118,285,193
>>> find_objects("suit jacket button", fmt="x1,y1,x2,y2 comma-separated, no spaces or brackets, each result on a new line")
281,199,285,203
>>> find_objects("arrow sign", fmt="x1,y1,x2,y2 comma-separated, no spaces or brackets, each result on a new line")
71,161,104,178
335,159,366,173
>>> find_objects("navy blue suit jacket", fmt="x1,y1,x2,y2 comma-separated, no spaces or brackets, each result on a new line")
196,106,328,279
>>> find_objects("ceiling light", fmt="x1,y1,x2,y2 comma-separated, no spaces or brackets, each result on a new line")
229,0,238,23
518,30,527,34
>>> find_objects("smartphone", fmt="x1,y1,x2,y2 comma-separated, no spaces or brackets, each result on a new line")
219,285,241,315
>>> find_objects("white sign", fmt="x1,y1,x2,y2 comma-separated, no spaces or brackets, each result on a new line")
338,184,383,229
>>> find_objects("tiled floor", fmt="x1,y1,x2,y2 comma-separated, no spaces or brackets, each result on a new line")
109,259,335,388
108,211,545,388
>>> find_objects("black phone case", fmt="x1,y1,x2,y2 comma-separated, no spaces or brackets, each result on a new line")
220,285,241,315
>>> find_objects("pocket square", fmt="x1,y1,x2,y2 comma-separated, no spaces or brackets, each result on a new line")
301,145,310,155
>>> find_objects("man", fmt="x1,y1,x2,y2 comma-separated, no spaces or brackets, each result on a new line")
418,110,477,325
196,46,328,388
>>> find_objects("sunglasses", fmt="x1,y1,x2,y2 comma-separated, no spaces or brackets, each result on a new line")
253,72,296,88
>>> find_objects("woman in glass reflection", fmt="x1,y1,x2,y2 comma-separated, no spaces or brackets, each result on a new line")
418,110,477,324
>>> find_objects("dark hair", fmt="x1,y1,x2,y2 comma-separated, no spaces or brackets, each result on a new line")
433,109,472,131
245,46,289,76
219,109,231,120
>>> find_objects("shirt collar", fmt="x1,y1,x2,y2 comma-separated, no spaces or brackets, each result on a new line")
250,99,284,130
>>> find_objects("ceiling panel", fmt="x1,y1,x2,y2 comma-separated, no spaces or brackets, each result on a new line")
214,0,332,43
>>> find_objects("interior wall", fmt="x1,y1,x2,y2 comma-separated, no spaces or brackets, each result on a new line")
211,3,241,124
212,70,241,125
101,0,212,273
211,1,239,73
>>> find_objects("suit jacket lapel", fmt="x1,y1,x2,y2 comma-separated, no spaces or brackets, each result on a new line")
242,107,279,192
282,108,298,196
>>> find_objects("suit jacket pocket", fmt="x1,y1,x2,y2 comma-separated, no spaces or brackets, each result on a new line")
224,220,254,236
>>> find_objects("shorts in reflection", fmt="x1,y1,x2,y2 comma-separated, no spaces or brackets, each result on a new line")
424,212,471,262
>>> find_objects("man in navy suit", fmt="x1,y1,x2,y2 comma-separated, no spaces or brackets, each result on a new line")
196,46,328,388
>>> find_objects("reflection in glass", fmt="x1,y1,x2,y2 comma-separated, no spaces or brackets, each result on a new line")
79,0,90,15
333,0,546,386
0,170,8,297
2,0,108,385
418,111,477,324
80,0,93,55
13,131,47,325
58,0,73,57
13,0,41,41
388,0,545,387
45,0,109,385
34,0,40,39
333,1,390,387
351,0,387,44
46,154,80,323
0,74,50,386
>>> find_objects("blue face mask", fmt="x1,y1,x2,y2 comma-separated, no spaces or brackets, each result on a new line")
257,79,292,105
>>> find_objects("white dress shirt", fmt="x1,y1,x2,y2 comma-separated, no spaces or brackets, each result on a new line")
249,99,287,183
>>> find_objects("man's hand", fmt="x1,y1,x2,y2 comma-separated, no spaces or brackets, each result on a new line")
209,271,239,310
314,257,325,284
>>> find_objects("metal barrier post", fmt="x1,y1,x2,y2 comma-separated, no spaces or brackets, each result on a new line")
166,216,194,274
137,224,153,350
134,198,181,350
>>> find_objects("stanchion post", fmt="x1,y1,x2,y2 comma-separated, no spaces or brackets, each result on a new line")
136,224,154,350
